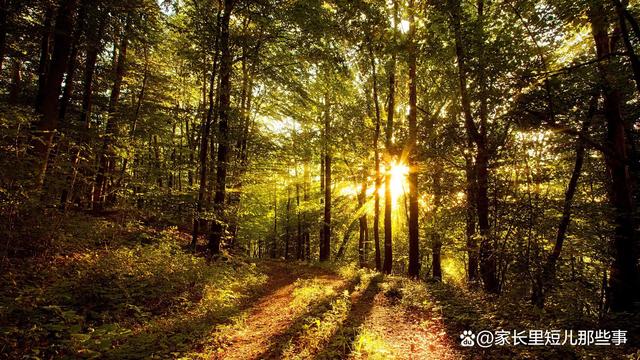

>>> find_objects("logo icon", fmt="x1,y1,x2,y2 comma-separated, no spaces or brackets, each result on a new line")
460,330,475,347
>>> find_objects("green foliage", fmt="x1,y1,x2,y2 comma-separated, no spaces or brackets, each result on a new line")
0,220,267,359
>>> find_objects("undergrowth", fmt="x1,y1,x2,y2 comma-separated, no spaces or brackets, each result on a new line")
0,215,268,359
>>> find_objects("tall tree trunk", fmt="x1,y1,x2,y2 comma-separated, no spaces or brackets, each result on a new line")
93,24,128,210
383,0,398,274
192,11,221,250
78,19,103,126
589,0,639,312
358,176,368,268
272,186,277,258
208,0,235,255
58,3,85,121
431,164,443,280
465,148,478,284
320,94,332,261
285,185,291,259
450,0,479,285
613,0,640,95
450,0,497,293
228,48,256,248
35,3,54,113
8,58,21,103
0,0,8,73
296,166,302,260
33,0,78,187
407,0,420,278
368,42,382,271
475,0,499,294
118,48,149,187
303,161,311,260
531,95,596,308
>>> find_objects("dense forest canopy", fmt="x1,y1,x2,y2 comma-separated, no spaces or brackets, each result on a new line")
0,0,639,358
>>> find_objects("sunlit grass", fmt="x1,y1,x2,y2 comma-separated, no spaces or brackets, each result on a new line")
352,328,395,360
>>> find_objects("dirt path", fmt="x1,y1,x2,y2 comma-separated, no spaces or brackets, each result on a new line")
349,292,459,360
210,263,459,360
214,262,346,359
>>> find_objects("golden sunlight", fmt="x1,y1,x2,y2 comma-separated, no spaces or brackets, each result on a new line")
388,161,409,206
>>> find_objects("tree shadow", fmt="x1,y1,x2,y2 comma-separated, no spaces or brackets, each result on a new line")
311,274,382,360
252,275,367,359
104,262,307,359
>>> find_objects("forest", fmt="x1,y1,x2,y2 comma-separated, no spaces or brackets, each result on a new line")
0,0,639,358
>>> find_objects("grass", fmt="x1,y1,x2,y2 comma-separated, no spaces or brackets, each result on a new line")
0,214,268,359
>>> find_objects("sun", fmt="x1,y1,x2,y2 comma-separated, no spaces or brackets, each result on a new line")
388,161,409,206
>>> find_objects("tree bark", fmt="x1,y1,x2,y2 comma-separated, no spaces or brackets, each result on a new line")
35,3,54,113
368,41,382,271
465,149,478,284
93,22,128,210
358,176,368,268
58,2,85,121
320,94,332,261
78,18,104,126
431,164,443,280
407,0,420,278
208,0,235,255
531,95,596,308
589,0,639,312
383,0,398,274
0,0,8,74
192,10,221,250
33,0,78,187
450,0,497,292
613,0,640,95
8,58,21,103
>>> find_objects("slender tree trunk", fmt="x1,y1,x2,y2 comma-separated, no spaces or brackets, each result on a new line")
78,19,103,126
33,0,78,187
358,176,368,268
8,58,21,103
465,149,478,284
118,48,149,186
430,165,443,280
35,3,54,113
296,167,302,260
450,0,497,292
272,187,277,258
193,11,221,250
383,0,398,274
531,95,596,308
303,161,311,260
589,1,639,312
285,185,291,259
476,0,499,294
208,0,235,255
320,94,332,261
452,1,479,286
407,0,420,278
58,3,85,121
228,49,256,248
93,24,128,210
369,43,383,271
0,0,8,74
613,0,640,95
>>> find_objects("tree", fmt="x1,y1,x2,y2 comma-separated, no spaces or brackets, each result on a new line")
208,0,235,255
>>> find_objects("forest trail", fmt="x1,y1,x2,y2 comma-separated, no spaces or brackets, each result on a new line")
211,262,460,359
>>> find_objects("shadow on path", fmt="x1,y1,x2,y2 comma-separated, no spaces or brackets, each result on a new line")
311,274,382,360
248,276,360,359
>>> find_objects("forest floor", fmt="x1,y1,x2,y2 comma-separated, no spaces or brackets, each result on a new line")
210,261,459,360
1,213,637,359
